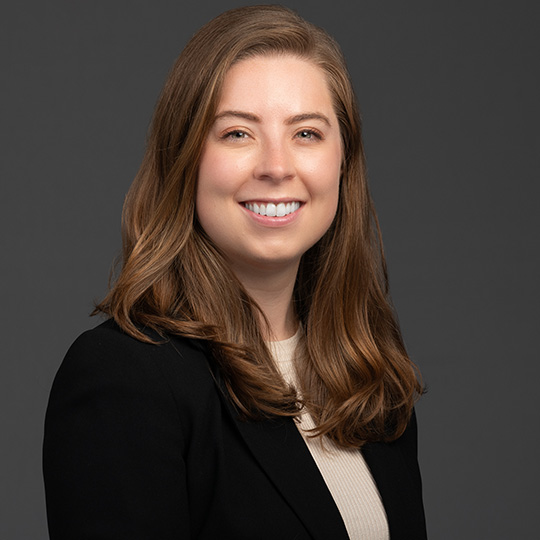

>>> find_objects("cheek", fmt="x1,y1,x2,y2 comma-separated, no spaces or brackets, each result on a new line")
196,151,244,239
195,188,228,253
198,153,224,196
309,150,341,200
198,159,252,215
316,156,341,229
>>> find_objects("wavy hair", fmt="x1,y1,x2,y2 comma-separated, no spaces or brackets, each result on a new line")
95,5,423,447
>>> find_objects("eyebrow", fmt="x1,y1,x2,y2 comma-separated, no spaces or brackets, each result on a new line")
213,110,331,126
286,113,331,126
214,110,259,122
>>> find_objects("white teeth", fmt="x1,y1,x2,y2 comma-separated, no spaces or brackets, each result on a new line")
244,201,301,217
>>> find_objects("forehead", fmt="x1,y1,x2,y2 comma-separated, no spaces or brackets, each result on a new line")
216,54,335,118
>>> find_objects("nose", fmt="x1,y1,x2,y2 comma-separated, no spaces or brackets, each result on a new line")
253,139,295,182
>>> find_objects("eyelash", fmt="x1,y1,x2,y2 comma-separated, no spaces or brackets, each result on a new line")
221,128,323,141
295,129,323,141
222,130,249,140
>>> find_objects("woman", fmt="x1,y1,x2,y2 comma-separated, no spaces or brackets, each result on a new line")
44,5,426,539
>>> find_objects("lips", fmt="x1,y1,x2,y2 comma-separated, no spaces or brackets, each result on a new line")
243,201,301,217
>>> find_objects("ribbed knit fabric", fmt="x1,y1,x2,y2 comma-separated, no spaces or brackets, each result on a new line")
268,330,389,540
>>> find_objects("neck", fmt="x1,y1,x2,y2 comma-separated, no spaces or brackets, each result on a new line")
231,261,299,341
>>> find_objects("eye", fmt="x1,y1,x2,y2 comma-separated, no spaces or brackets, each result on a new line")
295,129,323,141
222,129,249,141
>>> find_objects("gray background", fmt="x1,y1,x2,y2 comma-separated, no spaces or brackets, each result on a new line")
2,1,539,538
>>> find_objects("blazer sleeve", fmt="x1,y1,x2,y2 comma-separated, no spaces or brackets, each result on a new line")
43,327,191,539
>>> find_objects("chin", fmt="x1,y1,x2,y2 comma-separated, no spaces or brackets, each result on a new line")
235,251,302,273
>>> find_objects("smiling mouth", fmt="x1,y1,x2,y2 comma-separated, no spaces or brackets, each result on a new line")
242,201,301,217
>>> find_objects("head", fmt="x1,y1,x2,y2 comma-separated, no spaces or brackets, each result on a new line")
123,5,368,270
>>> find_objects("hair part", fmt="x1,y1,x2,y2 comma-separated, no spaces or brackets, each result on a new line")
95,5,423,447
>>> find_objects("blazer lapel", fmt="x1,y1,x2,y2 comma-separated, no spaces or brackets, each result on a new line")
223,400,349,540
197,344,349,540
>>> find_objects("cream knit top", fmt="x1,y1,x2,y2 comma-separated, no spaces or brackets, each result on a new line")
268,330,389,540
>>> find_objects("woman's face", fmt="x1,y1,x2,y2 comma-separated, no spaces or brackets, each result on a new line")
196,55,342,280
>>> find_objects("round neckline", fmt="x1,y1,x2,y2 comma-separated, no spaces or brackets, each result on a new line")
267,325,301,345
266,325,301,365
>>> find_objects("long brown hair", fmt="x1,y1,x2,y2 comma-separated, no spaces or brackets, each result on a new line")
95,5,422,447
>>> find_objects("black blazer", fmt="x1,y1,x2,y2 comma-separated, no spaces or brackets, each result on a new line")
43,319,427,539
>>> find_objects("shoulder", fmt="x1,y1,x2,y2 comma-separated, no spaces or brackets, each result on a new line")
50,319,220,425
60,318,213,381
63,318,203,363
44,319,210,537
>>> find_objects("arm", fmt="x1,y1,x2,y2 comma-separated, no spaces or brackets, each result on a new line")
43,326,190,539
